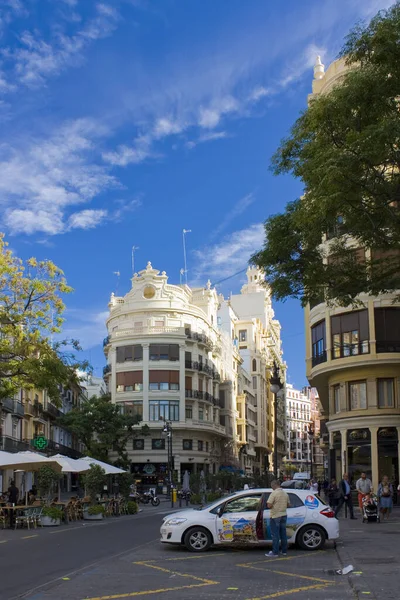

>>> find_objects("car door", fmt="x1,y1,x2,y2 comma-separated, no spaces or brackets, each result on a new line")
286,492,307,542
214,493,263,544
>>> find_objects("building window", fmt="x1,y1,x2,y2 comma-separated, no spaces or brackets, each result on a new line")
133,439,144,450
149,344,179,361
348,381,367,410
252,376,257,389
377,379,394,408
206,441,209,452
375,308,400,353
116,345,143,362
239,330,247,342
152,439,165,450
252,359,257,372
198,440,203,451
120,402,143,419
331,310,369,359
183,439,192,450
185,406,193,419
333,385,340,413
198,407,204,420
311,321,326,366
116,371,143,392
149,370,179,391
149,400,180,421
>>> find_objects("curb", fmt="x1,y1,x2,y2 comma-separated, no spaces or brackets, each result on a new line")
334,539,377,599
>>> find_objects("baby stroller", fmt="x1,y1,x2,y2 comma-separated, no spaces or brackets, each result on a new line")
362,493,380,523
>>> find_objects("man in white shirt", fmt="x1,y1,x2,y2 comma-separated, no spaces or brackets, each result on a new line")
356,472,372,510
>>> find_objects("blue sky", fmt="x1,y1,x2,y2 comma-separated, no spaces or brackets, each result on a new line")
0,0,394,388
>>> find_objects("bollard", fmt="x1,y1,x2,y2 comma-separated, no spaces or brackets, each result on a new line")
171,488,177,508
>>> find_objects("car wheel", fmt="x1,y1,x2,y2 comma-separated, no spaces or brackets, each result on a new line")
297,525,326,551
183,527,212,552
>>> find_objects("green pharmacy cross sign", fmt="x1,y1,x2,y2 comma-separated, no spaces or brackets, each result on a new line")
32,435,48,450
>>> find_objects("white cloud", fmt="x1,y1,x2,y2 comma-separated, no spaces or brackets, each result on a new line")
193,223,264,285
186,130,228,149
210,193,255,240
3,3,119,88
0,118,118,235
68,209,108,230
62,309,109,350
248,86,271,102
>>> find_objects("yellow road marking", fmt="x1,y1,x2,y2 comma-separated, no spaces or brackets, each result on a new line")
165,552,225,561
22,534,39,539
246,583,332,600
133,561,218,584
83,582,216,600
238,550,326,568
265,569,333,584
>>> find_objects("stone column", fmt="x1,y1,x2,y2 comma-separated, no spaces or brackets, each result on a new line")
179,344,186,423
142,343,149,422
397,427,400,485
369,426,379,491
340,429,347,476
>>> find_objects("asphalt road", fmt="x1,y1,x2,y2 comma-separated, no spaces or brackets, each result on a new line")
0,505,354,600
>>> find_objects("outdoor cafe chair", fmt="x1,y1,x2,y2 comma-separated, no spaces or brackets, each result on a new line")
0,508,6,529
31,506,43,528
15,508,34,530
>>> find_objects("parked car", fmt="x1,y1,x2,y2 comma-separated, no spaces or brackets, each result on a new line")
160,488,338,553
281,479,309,490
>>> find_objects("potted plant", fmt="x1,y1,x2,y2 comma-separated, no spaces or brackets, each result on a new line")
85,505,105,521
42,506,62,527
82,464,107,520
37,465,60,503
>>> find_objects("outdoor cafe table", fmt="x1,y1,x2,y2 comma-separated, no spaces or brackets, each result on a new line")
2,505,29,528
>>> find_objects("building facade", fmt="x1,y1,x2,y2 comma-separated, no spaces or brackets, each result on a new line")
104,262,231,488
285,384,312,474
305,57,400,490
218,267,286,475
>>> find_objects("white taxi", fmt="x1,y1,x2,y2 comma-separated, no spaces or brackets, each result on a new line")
160,488,339,552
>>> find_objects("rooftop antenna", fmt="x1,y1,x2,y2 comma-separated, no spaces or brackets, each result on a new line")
113,271,120,295
182,229,191,285
131,245,139,276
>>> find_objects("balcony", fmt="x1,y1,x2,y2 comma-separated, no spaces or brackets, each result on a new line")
44,403,64,420
331,341,370,360
47,440,82,459
1,397,14,412
3,436,31,453
185,360,198,370
376,340,400,353
311,351,327,367
103,364,111,376
24,402,34,416
103,335,111,347
13,402,25,418
115,326,184,339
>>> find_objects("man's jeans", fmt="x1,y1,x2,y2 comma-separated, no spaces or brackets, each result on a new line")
270,516,288,555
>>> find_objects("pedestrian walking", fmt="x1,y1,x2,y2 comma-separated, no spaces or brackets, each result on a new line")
335,473,356,519
265,480,290,558
327,478,339,509
309,479,318,493
356,472,372,510
377,475,393,521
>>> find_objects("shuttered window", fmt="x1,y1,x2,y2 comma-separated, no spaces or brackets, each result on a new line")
116,371,143,392
149,344,179,361
149,370,179,390
116,345,143,362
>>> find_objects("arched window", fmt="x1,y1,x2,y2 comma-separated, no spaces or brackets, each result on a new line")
252,358,257,372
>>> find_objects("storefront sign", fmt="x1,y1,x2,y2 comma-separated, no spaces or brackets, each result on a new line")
143,464,156,475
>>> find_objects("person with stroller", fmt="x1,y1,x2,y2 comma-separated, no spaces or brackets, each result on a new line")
377,475,393,521
356,472,372,510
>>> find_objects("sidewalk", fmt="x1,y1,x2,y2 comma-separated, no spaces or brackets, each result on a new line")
335,506,400,599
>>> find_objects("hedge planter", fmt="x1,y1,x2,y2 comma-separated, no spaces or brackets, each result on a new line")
41,516,61,527
83,510,103,521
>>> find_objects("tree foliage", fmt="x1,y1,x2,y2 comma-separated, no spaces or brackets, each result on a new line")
253,4,400,306
58,394,150,464
0,233,87,401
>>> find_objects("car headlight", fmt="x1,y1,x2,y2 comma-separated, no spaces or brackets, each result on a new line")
164,518,187,526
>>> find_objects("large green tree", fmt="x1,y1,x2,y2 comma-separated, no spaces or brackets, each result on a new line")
0,233,86,402
58,394,150,465
253,4,400,306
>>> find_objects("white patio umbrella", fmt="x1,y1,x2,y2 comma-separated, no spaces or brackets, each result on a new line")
81,457,126,475
0,450,63,472
51,454,91,473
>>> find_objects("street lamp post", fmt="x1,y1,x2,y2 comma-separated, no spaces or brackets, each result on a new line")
308,423,315,479
270,362,283,480
162,421,173,507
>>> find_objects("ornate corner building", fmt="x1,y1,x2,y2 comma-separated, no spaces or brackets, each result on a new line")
104,263,286,486
305,57,400,490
